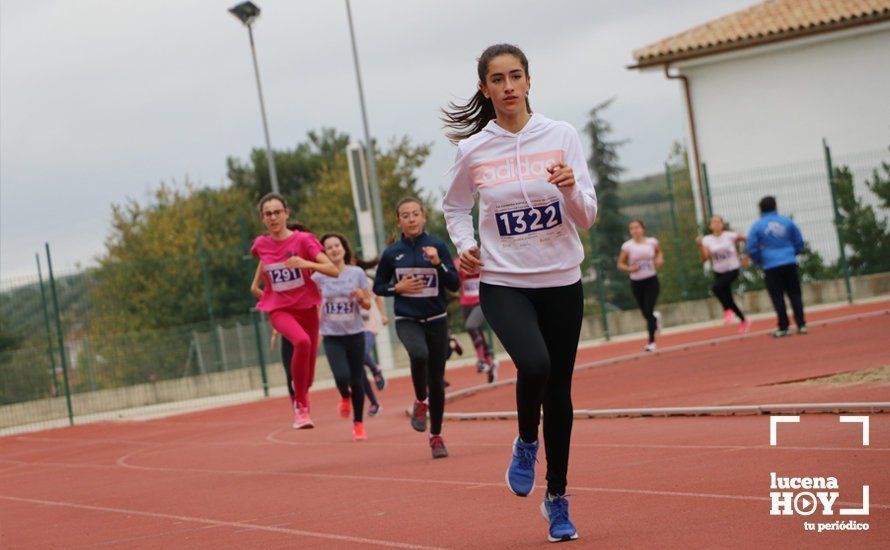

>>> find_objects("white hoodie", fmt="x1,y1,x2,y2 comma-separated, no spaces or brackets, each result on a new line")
442,113,598,288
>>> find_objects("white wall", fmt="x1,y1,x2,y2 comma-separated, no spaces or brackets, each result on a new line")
676,23,890,261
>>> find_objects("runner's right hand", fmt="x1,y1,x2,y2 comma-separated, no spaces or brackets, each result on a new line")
395,275,426,295
459,246,483,275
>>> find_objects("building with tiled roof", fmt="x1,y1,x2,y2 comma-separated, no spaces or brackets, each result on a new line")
632,0,890,67
629,0,890,262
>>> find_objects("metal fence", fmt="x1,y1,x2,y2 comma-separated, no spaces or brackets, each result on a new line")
2,144,888,431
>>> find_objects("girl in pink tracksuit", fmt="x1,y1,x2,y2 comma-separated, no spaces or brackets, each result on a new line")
251,193,338,430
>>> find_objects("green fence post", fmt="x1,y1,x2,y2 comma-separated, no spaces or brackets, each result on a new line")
241,220,269,397
587,229,610,341
36,254,60,396
45,243,74,426
822,139,854,304
83,336,97,392
700,162,714,220
665,163,689,299
197,231,223,370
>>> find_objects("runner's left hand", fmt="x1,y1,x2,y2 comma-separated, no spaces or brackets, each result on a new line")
547,162,575,188
422,246,441,266
285,256,309,270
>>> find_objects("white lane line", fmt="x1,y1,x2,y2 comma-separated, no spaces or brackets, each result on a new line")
4,454,887,511
112,450,890,509
0,495,445,550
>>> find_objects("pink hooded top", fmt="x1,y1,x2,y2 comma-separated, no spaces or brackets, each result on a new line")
250,231,324,312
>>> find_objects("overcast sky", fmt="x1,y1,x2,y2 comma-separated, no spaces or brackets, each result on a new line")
0,0,753,280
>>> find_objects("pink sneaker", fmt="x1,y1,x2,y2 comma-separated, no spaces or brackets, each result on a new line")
353,422,367,441
722,310,734,325
338,396,351,419
738,319,752,334
292,407,315,430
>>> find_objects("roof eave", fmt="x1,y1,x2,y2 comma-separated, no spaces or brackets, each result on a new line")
628,11,890,71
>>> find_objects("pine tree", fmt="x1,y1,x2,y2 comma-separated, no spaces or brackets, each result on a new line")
834,164,890,275
585,99,633,308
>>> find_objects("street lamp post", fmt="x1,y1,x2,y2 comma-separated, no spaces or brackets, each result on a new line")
229,1,280,195
344,0,386,254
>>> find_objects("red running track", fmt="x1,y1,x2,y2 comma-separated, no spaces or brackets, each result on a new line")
0,301,888,548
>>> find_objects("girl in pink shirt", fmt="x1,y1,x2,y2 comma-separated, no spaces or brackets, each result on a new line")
617,219,664,352
250,193,338,429
454,256,497,382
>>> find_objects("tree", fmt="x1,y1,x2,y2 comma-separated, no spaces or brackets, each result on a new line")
227,127,350,206
655,141,711,302
833,163,890,275
585,99,633,309
228,129,442,255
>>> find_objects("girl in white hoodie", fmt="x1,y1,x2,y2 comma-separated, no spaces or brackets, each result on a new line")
442,44,597,544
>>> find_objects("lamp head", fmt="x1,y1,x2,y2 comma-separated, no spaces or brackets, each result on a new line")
229,2,260,26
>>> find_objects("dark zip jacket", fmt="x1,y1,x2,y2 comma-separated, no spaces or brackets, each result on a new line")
373,231,460,320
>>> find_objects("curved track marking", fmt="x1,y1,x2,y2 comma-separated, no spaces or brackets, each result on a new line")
0,495,444,549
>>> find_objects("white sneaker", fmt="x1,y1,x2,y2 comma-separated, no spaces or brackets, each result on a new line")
654,311,662,333
644,342,657,352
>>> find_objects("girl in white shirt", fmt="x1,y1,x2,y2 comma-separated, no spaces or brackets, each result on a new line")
442,43,596,543
695,215,751,333
617,219,664,351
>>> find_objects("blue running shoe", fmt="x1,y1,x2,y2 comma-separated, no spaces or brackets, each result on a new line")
505,437,538,496
540,494,579,543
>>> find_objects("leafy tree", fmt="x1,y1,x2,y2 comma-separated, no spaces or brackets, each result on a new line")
93,182,258,333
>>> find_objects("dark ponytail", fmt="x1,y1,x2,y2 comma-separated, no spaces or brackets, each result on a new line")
441,43,531,144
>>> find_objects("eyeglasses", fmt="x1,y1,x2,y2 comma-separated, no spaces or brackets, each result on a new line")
262,209,285,219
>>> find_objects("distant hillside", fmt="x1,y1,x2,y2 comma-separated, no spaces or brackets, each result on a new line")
617,171,672,234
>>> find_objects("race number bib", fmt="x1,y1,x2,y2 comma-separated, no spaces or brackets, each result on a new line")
395,267,438,298
462,278,480,298
264,262,304,292
712,250,732,262
495,201,563,237
635,260,655,279
323,297,357,321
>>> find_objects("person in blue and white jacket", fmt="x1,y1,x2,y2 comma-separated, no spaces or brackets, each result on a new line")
373,197,459,459
441,43,597,543
747,195,807,337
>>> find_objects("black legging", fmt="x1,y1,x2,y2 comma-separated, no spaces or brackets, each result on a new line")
480,280,583,496
281,338,295,401
395,317,449,435
764,263,806,330
322,333,366,423
631,275,660,343
285,335,376,407
712,269,745,321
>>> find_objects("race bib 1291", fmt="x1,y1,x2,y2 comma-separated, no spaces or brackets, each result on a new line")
264,262,304,292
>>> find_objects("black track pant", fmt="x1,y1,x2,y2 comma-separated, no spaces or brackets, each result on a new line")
281,338,295,401
631,276,660,343
712,269,745,321
764,263,805,331
480,280,583,496
322,333,366,423
395,317,449,435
